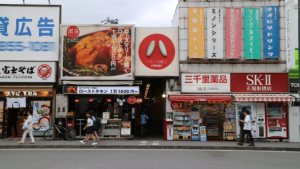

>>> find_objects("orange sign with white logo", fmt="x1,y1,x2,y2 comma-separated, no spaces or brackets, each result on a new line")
189,7,205,58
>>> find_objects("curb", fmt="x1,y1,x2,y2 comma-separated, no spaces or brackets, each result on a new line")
0,145,299,151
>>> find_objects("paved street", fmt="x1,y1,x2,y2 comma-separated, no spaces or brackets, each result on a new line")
0,149,299,169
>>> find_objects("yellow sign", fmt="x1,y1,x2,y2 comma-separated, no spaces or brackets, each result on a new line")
228,136,234,140
183,135,189,139
174,135,179,139
227,126,232,130
189,7,205,58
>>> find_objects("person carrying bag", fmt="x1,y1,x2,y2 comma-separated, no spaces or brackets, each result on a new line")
17,111,35,144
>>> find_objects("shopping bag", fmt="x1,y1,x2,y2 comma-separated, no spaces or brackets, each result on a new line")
22,122,28,130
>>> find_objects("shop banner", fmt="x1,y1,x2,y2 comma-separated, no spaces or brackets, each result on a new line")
0,5,60,61
33,101,51,131
207,8,223,59
135,27,179,76
244,8,261,59
181,73,230,93
230,73,289,93
0,62,56,82
285,1,296,70
289,79,299,93
225,8,242,59
63,86,139,95
263,6,280,58
61,24,134,80
188,7,205,58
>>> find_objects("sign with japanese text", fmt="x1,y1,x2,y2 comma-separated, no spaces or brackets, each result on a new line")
135,27,179,76
225,8,242,59
0,62,56,82
127,96,136,104
207,8,223,59
61,24,134,80
230,73,289,93
244,8,261,59
263,6,280,58
188,7,205,59
63,86,139,95
285,1,296,70
181,73,230,93
0,5,60,61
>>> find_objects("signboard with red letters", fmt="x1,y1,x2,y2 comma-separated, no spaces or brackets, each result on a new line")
230,73,289,93
181,73,230,93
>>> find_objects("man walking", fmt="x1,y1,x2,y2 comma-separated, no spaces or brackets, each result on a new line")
237,110,255,146
239,107,249,143
140,109,149,137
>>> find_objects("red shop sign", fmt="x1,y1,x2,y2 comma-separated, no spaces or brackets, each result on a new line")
230,73,289,93
171,101,184,110
128,96,136,104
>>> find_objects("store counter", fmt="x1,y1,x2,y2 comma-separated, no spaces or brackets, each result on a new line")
101,119,121,138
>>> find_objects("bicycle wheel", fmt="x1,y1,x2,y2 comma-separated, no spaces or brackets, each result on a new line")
43,128,56,141
65,128,76,140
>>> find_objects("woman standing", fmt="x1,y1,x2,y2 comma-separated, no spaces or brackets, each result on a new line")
17,111,35,144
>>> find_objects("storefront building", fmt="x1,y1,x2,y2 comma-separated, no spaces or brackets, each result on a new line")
58,25,179,138
0,5,61,138
166,0,297,141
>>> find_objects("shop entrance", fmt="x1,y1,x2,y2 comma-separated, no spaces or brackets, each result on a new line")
66,78,166,140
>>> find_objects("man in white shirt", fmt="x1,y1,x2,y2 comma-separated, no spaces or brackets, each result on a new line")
237,110,255,146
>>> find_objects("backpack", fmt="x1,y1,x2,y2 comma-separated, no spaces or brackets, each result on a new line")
91,116,101,130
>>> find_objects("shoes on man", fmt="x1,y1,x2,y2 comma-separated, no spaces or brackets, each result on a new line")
248,144,255,146
80,140,86,144
29,142,35,144
237,142,243,146
17,142,23,144
92,142,98,145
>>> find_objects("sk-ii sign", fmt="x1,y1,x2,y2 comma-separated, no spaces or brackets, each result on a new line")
231,73,289,93
0,5,61,61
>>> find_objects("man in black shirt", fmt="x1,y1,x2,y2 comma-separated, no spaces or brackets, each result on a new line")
239,107,249,143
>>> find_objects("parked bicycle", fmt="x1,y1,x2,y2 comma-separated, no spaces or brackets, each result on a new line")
43,122,76,141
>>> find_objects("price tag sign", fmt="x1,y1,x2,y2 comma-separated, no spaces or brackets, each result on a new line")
174,135,179,139
183,135,189,139
101,119,107,124
227,126,232,130
228,136,234,140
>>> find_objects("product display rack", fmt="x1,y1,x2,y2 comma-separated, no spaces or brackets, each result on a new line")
191,116,200,140
173,112,191,140
223,105,236,140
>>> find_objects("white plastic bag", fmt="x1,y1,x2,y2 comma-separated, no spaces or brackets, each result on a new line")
22,122,28,130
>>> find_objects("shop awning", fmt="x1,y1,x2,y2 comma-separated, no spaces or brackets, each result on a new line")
169,95,232,102
233,94,295,102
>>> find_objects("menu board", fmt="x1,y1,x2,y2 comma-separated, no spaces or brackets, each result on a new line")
32,101,51,131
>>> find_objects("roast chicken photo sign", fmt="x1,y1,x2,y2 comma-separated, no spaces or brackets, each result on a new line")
60,24,135,80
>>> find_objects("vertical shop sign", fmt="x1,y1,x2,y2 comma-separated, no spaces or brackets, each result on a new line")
189,7,205,58
244,8,261,59
225,8,242,59
207,8,223,59
263,6,280,58
285,1,296,69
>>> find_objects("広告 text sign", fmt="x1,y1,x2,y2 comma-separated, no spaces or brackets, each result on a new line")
244,8,261,59
225,8,242,59
263,6,280,58
230,73,289,93
0,62,56,82
207,8,223,59
0,5,60,61
181,73,230,93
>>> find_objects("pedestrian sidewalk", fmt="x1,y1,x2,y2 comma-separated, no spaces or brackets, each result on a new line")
0,137,299,151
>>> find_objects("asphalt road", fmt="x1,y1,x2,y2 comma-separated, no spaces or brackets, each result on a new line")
0,149,299,169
